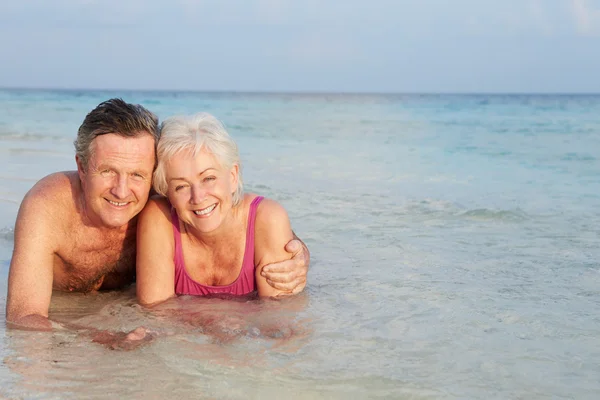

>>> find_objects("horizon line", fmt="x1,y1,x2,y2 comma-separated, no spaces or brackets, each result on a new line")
1,86,600,96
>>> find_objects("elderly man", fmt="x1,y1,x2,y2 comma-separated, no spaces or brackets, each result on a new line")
6,99,309,331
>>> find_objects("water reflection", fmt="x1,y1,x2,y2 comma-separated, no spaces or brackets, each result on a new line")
2,287,312,399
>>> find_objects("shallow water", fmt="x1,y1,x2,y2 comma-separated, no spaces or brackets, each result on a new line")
0,90,599,399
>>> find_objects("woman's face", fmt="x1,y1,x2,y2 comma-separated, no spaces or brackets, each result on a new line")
165,147,238,233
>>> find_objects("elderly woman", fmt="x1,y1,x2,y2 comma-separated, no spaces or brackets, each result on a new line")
136,113,300,304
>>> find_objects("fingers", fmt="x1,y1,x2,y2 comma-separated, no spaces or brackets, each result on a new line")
262,256,306,283
262,238,308,294
262,249,307,276
265,274,306,293
284,239,302,255
262,261,295,276
291,279,306,295
125,327,148,341
92,326,156,351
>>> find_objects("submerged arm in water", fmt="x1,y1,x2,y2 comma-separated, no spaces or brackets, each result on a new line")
139,292,310,344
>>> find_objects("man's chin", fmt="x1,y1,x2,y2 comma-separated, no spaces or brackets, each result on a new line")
99,212,136,229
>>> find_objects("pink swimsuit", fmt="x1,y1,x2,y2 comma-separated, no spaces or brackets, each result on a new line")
171,196,264,296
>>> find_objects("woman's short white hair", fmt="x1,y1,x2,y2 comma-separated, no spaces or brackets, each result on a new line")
153,113,243,206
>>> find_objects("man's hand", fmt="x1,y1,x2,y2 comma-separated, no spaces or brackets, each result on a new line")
6,314,54,331
260,238,309,295
91,327,156,351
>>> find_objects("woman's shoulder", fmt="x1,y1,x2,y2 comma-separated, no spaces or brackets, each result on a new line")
245,194,290,230
139,195,172,221
241,193,284,214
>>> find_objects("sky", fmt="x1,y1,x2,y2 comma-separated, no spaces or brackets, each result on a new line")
0,0,599,93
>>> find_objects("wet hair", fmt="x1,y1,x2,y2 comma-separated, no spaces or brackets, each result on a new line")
74,98,160,170
153,113,243,206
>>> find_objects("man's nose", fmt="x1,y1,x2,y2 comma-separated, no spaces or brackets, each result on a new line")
111,174,130,199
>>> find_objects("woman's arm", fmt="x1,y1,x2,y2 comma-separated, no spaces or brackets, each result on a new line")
260,234,309,294
136,197,177,306
254,198,295,297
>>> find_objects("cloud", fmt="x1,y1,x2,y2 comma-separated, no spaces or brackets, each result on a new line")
571,0,600,35
2,0,600,92
255,0,287,24
528,0,554,35
286,31,358,66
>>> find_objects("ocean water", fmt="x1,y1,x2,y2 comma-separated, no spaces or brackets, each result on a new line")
0,89,599,399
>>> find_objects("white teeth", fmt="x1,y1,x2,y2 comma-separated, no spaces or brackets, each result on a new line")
194,204,216,216
108,200,128,206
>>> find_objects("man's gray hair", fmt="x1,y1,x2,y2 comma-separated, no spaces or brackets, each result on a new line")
74,98,160,170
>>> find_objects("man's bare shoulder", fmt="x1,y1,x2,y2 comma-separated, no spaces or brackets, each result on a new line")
26,171,77,200
18,171,80,228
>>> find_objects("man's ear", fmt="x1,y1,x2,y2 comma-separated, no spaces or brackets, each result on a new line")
76,155,86,179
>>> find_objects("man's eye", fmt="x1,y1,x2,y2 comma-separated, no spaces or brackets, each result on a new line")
132,173,145,180
204,176,216,182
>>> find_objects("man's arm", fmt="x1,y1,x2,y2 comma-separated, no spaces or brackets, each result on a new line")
260,230,310,295
6,188,57,331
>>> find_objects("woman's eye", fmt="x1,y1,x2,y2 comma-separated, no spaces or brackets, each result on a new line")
204,176,216,182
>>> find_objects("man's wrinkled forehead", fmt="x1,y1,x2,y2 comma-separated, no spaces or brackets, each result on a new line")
89,131,157,163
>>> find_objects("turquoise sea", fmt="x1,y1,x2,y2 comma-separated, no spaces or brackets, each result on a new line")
0,89,599,399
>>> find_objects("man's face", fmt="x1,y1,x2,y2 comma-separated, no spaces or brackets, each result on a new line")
77,133,155,229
